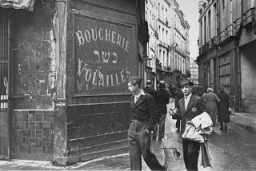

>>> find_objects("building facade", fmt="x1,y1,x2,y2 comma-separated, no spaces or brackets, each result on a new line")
0,0,146,164
145,0,191,88
190,58,199,85
197,0,256,112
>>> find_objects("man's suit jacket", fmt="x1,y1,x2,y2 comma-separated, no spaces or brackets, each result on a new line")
143,86,156,98
177,94,206,134
130,93,159,131
155,89,170,114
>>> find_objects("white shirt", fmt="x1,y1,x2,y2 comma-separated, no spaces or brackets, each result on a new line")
134,90,145,103
184,93,192,111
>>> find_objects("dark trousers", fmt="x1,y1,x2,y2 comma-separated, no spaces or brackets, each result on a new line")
128,120,165,171
153,114,166,139
182,139,200,171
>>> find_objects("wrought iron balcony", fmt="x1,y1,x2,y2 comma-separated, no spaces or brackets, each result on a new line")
243,7,256,29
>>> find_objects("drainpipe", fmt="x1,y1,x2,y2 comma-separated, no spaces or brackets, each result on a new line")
235,0,243,112
237,0,243,111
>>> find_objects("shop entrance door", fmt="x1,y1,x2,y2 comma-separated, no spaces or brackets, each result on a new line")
0,8,11,159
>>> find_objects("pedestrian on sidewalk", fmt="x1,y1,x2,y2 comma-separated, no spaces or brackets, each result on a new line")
153,80,170,141
202,87,220,127
169,79,206,171
216,86,230,131
144,79,156,98
173,86,184,131
127,76,166,171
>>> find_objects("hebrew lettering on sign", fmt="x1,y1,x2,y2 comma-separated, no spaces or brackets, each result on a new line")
74,15,133,94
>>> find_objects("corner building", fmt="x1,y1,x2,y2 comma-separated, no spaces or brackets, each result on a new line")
0,0,146,165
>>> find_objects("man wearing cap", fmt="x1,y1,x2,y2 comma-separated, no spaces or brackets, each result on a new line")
127,76,166,170
153,80,170,141
169,79,205,171
143,79,156,98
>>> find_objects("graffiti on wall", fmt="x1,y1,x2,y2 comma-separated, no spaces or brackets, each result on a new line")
75,16,133,94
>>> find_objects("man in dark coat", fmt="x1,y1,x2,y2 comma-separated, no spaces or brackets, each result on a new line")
169,79,206,171
174,87,184,131
143,79,156,98
127,76,166,170
153,80,170,140
216,86,230,131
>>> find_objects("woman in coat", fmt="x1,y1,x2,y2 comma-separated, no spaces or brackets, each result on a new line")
216,86,230,131
202,87,220,127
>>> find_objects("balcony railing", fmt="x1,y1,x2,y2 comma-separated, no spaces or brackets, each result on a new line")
159,41,168,48
243,7,256,29
199,7,256,55
233,18,242,33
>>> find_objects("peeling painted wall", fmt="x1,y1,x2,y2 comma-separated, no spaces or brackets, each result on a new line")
12,1,56,109
10,1,57,160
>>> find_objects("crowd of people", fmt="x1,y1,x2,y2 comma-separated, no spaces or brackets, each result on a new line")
127,77,233,171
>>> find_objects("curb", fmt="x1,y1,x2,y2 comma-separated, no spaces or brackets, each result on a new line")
230,113,256,133
231,121,256,133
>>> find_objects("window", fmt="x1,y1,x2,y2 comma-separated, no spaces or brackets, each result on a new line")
0,9,10,110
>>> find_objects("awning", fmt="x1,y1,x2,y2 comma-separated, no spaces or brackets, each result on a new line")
0,0,35,11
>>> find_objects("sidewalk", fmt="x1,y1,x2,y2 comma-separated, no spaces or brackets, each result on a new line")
230,112,256,133
0,112,255,170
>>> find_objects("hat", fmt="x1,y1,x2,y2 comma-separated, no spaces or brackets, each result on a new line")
146,80,152,85
128,76,143,85
158,80,166,88
179,79,194,88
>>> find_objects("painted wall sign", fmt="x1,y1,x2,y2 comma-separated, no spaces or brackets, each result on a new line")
75,15,133,94
0,0,35,11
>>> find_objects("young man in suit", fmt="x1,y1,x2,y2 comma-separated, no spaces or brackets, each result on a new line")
127,76,166,171
169,79,205,171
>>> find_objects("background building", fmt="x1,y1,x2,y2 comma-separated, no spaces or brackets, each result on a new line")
145,0,191,88
190,58,199,85
197,0,256,112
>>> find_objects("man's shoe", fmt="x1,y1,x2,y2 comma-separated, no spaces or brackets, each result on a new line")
152,137,157,140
